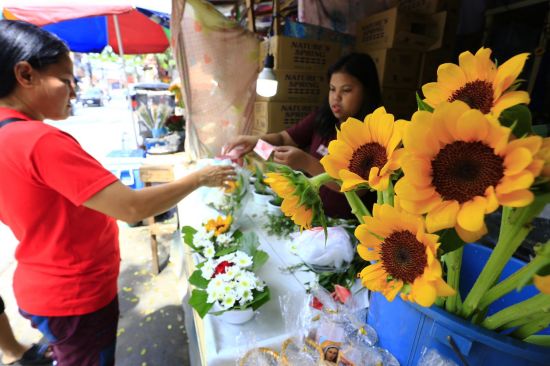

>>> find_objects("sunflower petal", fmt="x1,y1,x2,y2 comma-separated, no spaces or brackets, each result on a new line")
400,156,433,187
340,117,370,149
339,169,368,191
497,171,534,195
493,53,529,98
455,109,489,141
422,83,447,106
434,278,456,296
534,275,550,294
457,196,487,232
437,63,467,92
398,194,442,215
455,222,488,243
504,147,533,176
459,50,478,82
403,111,440,157
411,279,437,307
484,186,499,213
384,280,404,301
497,189,534,207
425,200,460,233
355,225,382,248
321,154,348,178
394,177,437,201
492,91,530,117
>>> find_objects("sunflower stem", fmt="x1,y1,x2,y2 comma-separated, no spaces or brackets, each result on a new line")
344,191,371,224
377,191,384,205
480,294,550,331
445,247,463,315
309,172,333,190
461,204,538,319
382,181,394,207
478,254,547,311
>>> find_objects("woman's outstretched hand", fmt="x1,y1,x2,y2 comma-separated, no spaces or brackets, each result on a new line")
222,135,259,158
273,146,310,171
197,165,237,188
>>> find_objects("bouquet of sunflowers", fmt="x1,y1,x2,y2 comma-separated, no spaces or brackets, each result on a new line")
265,48,550,345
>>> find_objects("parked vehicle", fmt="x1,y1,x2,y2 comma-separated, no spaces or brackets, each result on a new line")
79,87,104,107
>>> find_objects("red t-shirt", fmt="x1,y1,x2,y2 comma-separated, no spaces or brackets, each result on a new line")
286,111,376,219
0,108,120,316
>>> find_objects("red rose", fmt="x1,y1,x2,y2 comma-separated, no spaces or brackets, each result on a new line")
213,261,234,277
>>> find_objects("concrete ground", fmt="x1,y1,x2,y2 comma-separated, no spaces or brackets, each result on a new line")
0,219,191,366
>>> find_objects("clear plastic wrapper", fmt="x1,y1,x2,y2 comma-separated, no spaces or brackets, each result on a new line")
418,348,458,366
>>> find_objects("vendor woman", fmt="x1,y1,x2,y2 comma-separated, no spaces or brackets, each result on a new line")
225,53,382,219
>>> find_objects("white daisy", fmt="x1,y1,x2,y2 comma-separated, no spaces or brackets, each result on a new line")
233,252,253,268
203,244,216,259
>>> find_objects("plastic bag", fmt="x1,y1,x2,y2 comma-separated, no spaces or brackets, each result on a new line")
290,227,354,270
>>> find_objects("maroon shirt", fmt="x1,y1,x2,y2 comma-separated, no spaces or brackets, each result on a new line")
286,111,376,219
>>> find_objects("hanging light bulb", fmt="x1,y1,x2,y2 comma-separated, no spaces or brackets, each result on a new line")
256,53,278,97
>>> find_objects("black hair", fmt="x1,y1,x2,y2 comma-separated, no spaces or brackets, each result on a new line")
0,20,69,98
316,52,382,139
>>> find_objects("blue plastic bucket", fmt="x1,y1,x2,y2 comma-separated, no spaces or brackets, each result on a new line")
367,243,550,366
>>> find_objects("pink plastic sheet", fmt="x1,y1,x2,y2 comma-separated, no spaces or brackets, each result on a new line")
171,0,260,158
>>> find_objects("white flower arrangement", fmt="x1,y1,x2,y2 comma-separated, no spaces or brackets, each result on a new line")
187,232,271,318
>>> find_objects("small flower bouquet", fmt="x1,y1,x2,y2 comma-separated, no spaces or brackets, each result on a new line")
265,47,550,347
181,214,242,259
187,231,271,318
204,170,249,218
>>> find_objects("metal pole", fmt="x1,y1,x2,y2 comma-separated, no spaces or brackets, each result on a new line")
113,14,139,149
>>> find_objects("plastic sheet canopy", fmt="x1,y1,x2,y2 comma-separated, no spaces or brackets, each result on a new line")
171,0,260,158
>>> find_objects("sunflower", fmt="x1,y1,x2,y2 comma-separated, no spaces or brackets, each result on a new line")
356,204,455,306
264,172,315,230
536,137,550,178
204,215,232,236
395,101,543,242
320,107,405,192
422,47,529,117
534,275,550,294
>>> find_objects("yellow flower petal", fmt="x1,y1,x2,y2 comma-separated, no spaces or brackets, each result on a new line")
434,277,456,296
484,186,499,214
534,275,550,294
339,117,369,149
497,189,534,207
504,147,533,176
394,177,437,201
339,169,368,191
411,279,438,307
493,53,529,98
458,50,479,82
400,156,433,187
437,63,467,91
357,245,379,261
455,109,488,141
355,225,383,248
422,83,446,106
321,153,348,178
425,200,460,233
492,91,530,117
496,171,534,195
455,223,488,243
457,196,487,232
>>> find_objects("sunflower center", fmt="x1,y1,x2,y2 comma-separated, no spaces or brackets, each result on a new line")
348,143,388,180
380,230,427,284
448,80,494,114
431,141,504,203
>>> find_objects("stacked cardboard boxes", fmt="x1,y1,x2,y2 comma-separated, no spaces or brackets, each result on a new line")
355,0,459,119
253,35,342,135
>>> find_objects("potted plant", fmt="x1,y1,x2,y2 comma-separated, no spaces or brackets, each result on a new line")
264,48,550,365
185,230,271,324
266,195,283,216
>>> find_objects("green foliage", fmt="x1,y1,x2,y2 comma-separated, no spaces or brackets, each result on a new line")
263,213,298,239
188,289,214,318
189,269,209,289
181,226,199,251
499,104,533,137
416,92,434,112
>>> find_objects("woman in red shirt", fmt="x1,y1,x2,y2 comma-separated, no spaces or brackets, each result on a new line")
0,20,235,366
226,53,382,218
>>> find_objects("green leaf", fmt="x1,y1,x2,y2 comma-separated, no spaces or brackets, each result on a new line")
499,104,533,137
189,269,209,289
248,287,271,310
252,250,269,271
438,229,466,254
188,289,214,318
238,231,260,255
181,226,198,251
215,246,238,257
416,92,434,112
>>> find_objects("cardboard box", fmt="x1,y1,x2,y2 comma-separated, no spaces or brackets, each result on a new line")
356,7,446,51
256,69,328,103
252,101,318,135
358,48,421,88
382,87,417,119
259,35,342,71
395,0,460,15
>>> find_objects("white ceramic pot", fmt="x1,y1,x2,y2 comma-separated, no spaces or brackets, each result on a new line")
218,307,255,325
252,190,272,205
266,200,282,216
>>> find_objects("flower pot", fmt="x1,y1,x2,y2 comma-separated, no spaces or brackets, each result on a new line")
252,190,272,205
217,307,255,325
266,200,282,216
151,127,167,138
367,243,550,366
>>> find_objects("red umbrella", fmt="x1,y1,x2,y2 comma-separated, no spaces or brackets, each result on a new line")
1,0,171,54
